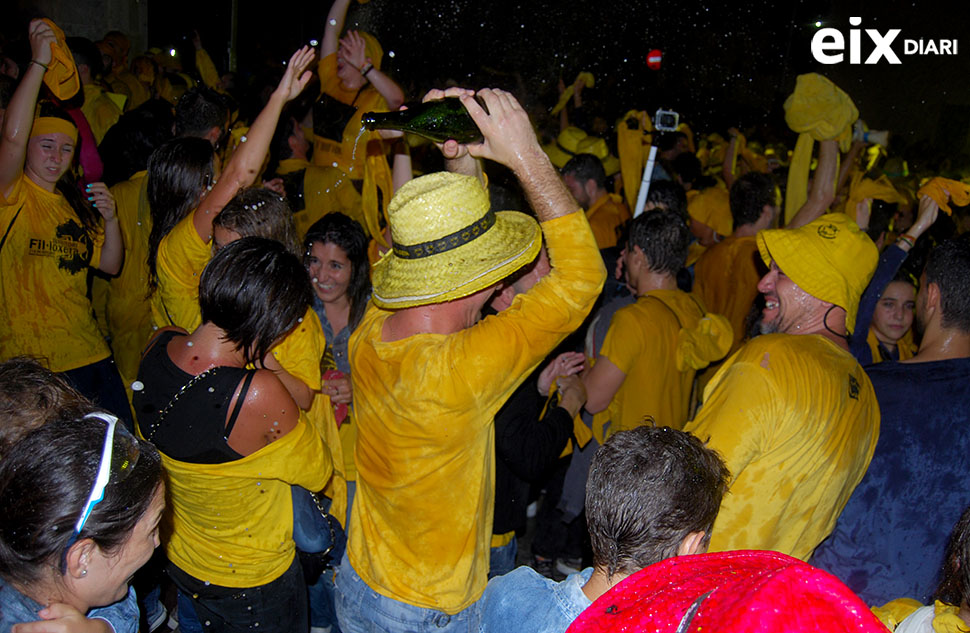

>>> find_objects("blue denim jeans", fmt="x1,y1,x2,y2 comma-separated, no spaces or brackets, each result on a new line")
487,539,518,579
334,555,481,633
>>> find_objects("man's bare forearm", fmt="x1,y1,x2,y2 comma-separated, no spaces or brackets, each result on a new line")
512,146,578,223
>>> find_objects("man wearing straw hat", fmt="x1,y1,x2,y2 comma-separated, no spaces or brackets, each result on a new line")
335,88,606,633
684,212,881,562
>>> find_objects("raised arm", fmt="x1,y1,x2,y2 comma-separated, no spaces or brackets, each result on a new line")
321,0,351,59
787,139,838,229
192,46,315,242
0,20,55,196
462,88,577,222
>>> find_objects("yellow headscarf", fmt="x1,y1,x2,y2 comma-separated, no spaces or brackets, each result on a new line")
616,110,653,210
918,177,970,216
39,19,79,100
550,72,594,116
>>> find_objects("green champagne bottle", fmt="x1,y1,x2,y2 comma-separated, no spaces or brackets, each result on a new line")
361,97,485,144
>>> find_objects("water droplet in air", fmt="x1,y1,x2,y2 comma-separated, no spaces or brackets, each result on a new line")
132,381,144,391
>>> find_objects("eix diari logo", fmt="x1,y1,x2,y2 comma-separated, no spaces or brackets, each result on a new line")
812,17,958,65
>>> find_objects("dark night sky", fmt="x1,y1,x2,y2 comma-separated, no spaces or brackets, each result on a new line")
146,0,970,155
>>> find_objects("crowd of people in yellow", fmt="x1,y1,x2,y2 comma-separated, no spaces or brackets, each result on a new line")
3,4,970,633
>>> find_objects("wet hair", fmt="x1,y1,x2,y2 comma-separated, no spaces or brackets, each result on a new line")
304,213,372,331
924,234,970,333
99,99,175,186
585,426,729,578
146,137,215,294
670,152,702,187
561,153,607,191
628,209,690,276
199,237,313,363
935,505,970,607
33,103,101,234
174,87,228,139
214,188,300,257
265,114,299,179
65,37,104,78
0,415,162,586
646,180,687,220
0,357,93,457
729,172,776,228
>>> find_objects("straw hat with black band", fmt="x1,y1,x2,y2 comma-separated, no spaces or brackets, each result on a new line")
371,172,541,309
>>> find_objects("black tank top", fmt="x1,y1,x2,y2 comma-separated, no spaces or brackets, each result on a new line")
134,330,255,464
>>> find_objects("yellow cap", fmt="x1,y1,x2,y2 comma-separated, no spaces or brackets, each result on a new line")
756,213,877,334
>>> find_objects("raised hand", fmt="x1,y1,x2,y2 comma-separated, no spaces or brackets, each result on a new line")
460,88,539,171
338,31,368,70
85,182,116,222
538,351,586,396
28,19,56,67
275,46,316,103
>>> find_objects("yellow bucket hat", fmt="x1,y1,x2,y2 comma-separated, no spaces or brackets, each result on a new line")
756,213,877,334
371,172,541,308
544,126,587,169
575,136,620,176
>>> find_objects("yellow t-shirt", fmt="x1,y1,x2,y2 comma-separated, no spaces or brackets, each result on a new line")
156,415,333,587
276,158,363,238
684,334,880,561
599,290,706,433
104,171,154,393
348,211,606,613
693,235,762,351
81,84,123,145
585,193,630,250
0,175,108,371
313,53,388,179
152,212,209,332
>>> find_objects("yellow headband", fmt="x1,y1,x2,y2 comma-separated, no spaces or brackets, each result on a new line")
30,117,78,144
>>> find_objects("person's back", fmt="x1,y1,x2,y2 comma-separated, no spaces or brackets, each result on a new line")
812,234,970,604
340,88,605,631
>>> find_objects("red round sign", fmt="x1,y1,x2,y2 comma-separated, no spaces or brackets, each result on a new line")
647,49,662,70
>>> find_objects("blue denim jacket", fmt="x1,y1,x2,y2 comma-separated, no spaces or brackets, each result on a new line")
0,578,138,633
478,566,593,633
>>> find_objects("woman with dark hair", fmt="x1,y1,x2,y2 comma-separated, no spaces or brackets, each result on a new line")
0,19,131,428
303,212,371,521
0,413,165,630
133,237,334,633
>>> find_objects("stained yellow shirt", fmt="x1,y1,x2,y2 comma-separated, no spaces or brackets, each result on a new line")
585,193,629,250
348,211,605,613
684,334,880,561
0,174,107,371
693,235,761,351
102,171,153,392
276,158,363,237
81,84,123,145
154,415,333,587
599,290,706,433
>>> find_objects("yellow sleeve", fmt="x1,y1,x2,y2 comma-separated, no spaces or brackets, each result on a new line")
599,307,643,374
195,48,220,89
453,211,606,415
153,213,209,330
685,354,777,480
270,307,325,389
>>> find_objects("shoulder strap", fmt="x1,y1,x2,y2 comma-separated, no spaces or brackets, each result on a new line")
0,204,24,256
646,295,684,329
224,370,257,438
